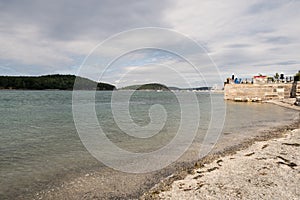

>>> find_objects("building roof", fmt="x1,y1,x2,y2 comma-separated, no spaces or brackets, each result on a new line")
253,75,267,78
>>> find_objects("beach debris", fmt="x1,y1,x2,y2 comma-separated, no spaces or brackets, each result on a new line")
277,161,297,168
178,182,185,189
261,144,269,149
195,182,205,189
282,143,300,147
276,156,297,168
183,187,192,191
259,172,268,176
256,157,267,160
244,152,255,156
207,167,219,172
216,159,223,166
193,174,203,180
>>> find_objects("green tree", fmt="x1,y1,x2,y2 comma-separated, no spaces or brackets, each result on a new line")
274,73,279,81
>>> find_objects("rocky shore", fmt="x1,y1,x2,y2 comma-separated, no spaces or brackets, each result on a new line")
145,129,299,199
142,102,300,200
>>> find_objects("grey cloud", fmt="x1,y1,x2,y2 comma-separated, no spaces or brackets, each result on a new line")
275,60,298,65
0,0,171,41
224,44,252,48
260,60,299,66
246,0,290,14
262,36,291,44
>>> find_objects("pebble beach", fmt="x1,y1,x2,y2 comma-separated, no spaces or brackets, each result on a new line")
142,100,300,200
147,128,299,200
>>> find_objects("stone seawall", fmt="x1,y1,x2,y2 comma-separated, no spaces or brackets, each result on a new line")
224,83,293,101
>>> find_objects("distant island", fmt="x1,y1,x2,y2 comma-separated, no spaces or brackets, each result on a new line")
0,75,215,91
120,83,213,91
120,83,170,91
0,74,116,90
181,86,212,91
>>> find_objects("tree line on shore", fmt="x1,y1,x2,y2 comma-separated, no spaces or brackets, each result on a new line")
0,74,116,90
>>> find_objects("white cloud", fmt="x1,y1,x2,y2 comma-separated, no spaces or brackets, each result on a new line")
164,0,300,78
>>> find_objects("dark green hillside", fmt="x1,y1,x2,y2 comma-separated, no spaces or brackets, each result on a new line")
121,83,170,91
137,83,169,90
121,83,169,91
0,74,115,90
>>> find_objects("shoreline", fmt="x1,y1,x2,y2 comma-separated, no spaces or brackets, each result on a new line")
16,101,300,200
264,98,300,111
141,102,300,199
149,128,300,199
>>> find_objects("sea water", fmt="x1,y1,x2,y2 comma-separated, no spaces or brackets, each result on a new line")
0,90,298,199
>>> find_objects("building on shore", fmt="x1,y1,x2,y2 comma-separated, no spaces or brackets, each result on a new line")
224,72,300,102
253,75,267,84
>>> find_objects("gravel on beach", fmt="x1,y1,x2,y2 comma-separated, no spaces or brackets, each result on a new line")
151,128,300,200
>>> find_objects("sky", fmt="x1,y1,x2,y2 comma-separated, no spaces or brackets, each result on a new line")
0,0,299,87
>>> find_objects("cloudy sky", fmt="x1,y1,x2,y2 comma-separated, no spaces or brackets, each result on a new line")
0,0,299,87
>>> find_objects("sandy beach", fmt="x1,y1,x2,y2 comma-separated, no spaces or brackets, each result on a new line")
142,101,300,200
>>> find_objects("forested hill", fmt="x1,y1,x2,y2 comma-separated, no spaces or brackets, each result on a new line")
137,83,169,90
0,74,116,90
121,83,170,91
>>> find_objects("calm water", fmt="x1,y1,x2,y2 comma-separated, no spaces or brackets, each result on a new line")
0,90,298,199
